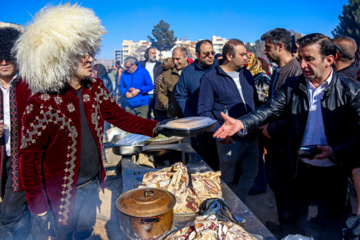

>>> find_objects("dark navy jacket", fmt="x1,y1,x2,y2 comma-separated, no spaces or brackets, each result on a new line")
175,59,216,117
198,64,259,139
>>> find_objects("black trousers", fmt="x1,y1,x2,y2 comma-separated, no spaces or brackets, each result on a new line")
265,150,296,227
191,132,219,171
292,161,351,240
54,179,101,240
1,156,31,240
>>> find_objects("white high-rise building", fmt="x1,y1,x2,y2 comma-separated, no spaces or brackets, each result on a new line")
115,36,229,64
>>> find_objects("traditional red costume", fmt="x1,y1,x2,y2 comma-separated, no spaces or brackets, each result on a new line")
0,78,31,196
19,78,157,226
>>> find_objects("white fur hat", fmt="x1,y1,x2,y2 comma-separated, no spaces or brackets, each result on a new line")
13,3,106,93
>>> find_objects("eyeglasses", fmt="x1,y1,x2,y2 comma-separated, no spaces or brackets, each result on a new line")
80,51,95,61
124,64,133,69
202,51,215,57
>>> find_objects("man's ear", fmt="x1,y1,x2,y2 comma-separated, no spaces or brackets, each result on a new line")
195,52,199,59
325,55,335,67
334,51,340,61
278,42,284,52
226,53,233,62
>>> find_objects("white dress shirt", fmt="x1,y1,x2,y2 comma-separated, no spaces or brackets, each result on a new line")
301,70,335,167
0,74,17,157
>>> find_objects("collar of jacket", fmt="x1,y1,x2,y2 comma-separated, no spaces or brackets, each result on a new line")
171,67,180,76
59,78,94,95
193,59,216,71
297,69,337,98
337,61,358,79
214,62,244,77
280,57,299,73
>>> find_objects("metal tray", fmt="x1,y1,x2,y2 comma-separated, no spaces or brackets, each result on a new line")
161,123,215,137
159,117,216,137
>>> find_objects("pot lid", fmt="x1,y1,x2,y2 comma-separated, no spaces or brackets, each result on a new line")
116,188,176,217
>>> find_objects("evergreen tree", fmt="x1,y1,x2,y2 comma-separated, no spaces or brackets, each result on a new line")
148,20,177,58
332,0,360,45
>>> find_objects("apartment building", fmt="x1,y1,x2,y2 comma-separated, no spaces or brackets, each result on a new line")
115,36,228,64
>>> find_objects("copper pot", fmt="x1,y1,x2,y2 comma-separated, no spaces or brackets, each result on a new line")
116,188,176,240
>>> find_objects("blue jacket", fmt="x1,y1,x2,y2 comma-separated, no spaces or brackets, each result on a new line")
119,63,154,109
175,59,216,117
198,64,259,139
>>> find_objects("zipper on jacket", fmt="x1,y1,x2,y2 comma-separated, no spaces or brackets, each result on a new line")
295,82,310,177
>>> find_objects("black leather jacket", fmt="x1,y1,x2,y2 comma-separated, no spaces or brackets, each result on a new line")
240,71,360,176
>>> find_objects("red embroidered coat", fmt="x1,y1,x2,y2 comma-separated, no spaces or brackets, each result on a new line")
19,78,158,226
0,78,31,197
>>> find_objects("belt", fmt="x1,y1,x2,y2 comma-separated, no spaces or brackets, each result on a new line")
77,176,97,189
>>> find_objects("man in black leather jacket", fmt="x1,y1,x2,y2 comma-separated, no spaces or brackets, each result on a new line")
214,33,360,240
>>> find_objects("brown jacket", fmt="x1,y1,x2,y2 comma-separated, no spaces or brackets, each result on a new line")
268,57,302,97
157,67,184,118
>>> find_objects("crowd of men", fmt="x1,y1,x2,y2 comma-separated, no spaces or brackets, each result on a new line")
1,3,360,240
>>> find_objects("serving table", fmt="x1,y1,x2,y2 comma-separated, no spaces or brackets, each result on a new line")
120,142,276,240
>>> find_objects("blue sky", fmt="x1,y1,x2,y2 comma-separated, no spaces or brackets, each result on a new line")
1,0,348,60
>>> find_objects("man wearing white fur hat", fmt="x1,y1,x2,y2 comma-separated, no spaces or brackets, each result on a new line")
13,4,162,239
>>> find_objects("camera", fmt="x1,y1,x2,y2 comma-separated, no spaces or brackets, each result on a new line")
298,145,321,159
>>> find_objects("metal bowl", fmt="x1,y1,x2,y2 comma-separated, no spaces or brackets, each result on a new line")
112,145,142,156
141,148,170,157
110,134,144,156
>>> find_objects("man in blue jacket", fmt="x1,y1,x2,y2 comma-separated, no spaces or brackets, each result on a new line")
175,40,219,170
119,57,154,118
175,39,216,117
198,39,259,203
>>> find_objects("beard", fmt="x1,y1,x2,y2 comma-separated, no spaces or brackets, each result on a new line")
149,57,156,63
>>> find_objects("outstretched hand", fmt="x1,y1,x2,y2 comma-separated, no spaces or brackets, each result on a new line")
213,112,243,139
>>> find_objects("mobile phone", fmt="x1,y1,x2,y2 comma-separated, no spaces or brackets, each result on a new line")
298,145,321,159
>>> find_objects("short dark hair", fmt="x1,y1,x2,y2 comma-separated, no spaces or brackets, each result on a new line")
195,40,212,54
222,39,244,59
0,27,21,62
173,47,188,58
297,33,336,58
332,36,357,62
93,63,107,78
261,28,292,52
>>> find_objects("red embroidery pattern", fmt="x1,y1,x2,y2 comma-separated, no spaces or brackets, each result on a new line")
9,80,19,191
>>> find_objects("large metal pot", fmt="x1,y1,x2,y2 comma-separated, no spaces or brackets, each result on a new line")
116,188,176,240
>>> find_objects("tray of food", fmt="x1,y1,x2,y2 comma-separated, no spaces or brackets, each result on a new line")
145,134,183,145
158,117,216,137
